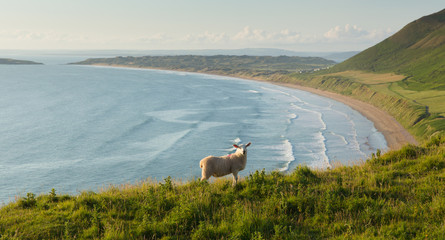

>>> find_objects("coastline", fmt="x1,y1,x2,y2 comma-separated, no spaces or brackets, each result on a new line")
84,63,418,150
273,82,418,150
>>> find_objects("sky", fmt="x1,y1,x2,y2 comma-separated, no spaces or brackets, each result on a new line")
0,0,443,52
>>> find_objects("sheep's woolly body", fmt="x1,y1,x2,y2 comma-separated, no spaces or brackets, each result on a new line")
200,143,250,186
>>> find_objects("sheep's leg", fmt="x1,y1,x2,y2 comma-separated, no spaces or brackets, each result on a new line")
232,172,238,186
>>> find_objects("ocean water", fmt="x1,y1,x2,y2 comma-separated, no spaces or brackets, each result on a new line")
0,54,387,203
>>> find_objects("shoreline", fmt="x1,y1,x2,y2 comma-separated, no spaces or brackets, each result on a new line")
84,63,418,150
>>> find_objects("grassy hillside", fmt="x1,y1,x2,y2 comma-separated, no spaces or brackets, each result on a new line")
72,55,335,73
276,9,445,141
333,9,445,91
0,136,444,239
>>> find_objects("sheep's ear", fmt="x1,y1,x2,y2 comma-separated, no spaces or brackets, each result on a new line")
246,142,251,147
233,144,239,148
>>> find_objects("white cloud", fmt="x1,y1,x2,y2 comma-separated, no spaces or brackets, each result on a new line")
183,31,229,43
0,30,90,44
231,26,303,43
0,25,394,51
323,24,392,42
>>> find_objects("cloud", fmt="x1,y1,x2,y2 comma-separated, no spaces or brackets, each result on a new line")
183,31,229,43
323,24,392,42
232,26,303,43
0,30,90,44
0,25,394,50
137,33,169,44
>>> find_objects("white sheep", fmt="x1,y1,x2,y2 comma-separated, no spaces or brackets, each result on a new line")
200,142,251,186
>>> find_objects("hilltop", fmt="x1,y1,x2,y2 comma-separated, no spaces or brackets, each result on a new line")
333,8,445,91
0,58,42,65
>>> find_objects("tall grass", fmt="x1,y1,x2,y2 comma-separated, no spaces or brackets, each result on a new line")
1,136,444,239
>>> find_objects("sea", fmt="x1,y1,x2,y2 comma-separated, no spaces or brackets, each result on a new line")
0,51,387,203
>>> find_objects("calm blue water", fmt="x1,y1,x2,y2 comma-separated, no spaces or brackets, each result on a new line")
0,53,387,203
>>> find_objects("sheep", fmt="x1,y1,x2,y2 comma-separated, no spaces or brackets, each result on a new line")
200,142,251,186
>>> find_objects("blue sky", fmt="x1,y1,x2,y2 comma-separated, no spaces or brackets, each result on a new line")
0,0,443,51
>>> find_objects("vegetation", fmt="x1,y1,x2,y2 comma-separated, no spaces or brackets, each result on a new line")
268,72,445,141
305,8,445,140
0,136,444,239
3,8,444,240
333,8,445,91
0,58,42,65
72,55,335,73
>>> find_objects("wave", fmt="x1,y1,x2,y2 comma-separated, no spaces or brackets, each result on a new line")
144,109,199,124
260,86,304,104
328,131,348,145
132,129,191,159
278,139,296,171
313,131,331,169
248,90,260,93
261,139,296,172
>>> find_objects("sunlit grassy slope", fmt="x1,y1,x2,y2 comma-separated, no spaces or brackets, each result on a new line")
333,8,445,91
319,70,445,115
0,137,444,239
296,9,445,140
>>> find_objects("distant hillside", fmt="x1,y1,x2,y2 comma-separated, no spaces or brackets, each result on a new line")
0,58,42,65
322,51,359,62
72,55,335,72
333,8,445,90
59,48,356,62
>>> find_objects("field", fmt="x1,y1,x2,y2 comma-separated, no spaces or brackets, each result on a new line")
322,70,445,115
323,70,405,85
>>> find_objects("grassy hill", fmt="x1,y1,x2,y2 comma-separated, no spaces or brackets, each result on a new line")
273,9,445,141
72,55,335,73
0,137,444,239
333,8,445,91
0,58,42,65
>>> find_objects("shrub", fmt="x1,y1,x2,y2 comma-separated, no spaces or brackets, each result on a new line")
18,192,37,209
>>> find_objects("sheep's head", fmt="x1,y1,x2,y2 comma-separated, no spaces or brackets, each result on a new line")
233,142,251,155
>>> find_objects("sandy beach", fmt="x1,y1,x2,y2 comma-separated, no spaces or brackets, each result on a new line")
272,82,418,150
89,64,418,150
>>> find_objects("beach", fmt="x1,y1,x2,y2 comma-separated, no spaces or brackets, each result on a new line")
88,64,418,150
273,82,418,150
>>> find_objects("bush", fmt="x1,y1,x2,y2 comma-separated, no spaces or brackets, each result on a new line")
18,192,37,209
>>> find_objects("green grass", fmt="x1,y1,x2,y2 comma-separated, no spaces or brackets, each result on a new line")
73,55,335,73
1,136,444,239
333,9,445,91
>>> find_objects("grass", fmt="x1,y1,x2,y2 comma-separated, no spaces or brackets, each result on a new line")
0,136,444,239
323,70,405,85
331,9,445,91
316,70,445,116
73,55,335,73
